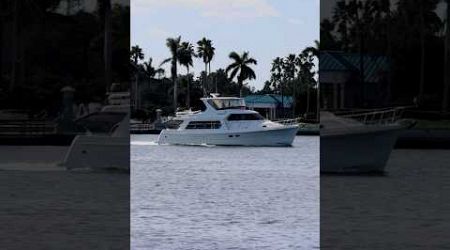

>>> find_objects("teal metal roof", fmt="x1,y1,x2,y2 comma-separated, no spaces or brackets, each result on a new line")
320,51,389,83
320,51,353,71
245,95,293,106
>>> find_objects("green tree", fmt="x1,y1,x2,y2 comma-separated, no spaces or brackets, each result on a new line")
332,0,352,51
197,37,215,94
226,51,257,97
283,54,298,115
161,36,182,112
179,41,195,108
143,58,164,79
97,0,112,90
330,0,441,107
270,57,285,116
320,19,339,50
130,45,144,65
270,57,284,91
296,47,318,115
444,0,450,112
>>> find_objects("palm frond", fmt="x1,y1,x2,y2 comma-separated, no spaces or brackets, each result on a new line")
228,51,241,62
245,58,257,65
225,62,239,73
160,58,171,67
229,67,240,81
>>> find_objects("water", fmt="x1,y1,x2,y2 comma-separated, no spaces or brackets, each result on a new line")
321,149,450,249
0,146,130,249
131,134,319,250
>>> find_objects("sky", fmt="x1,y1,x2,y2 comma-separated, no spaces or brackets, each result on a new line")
131,0,319,90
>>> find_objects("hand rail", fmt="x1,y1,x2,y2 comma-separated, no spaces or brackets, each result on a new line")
0,120,57,135
340,107,407,125
273,117,303,126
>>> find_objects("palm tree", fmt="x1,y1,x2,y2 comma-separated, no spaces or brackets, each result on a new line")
226,51,257,97
97,0,112,90
143,58,164,79
297,47,318,116
130,45,144,110
271,57,284,116
396,0,440,106
283,54,298,116
197,37,215,94
179,41,195,108
443,0,450,112
332,0,352,51
9,0,19,91
311,42,320,120
161,36,182,112
321,19,339,50
130,45,144,65
332,0,377,106
271,57,284,90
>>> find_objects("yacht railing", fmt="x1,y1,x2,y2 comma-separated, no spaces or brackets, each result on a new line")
0,120,57,135
130,123,155,132
273,117,303,126
339,107,409,125
273,107,410,126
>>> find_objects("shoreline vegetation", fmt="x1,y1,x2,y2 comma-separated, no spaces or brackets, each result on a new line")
322,0,450,125
130,37,319,122
0,1,129,117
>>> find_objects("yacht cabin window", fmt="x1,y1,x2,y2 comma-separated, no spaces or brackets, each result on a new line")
186,121,221,129
207,99,246,110
227,113,264,121
165,120,184,129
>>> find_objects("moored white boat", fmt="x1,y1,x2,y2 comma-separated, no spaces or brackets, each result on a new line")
320,110,409,173
63,91,130,170
157,94,298,146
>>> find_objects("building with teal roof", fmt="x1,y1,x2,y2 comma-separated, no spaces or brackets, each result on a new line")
244,94,293,120
320,51,390,109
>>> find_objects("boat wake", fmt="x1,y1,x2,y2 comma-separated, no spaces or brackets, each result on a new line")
131,141,159,146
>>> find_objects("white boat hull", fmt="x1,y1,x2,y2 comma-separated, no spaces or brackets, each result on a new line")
63,135,129,170
158,126,298,146
321,127,402,173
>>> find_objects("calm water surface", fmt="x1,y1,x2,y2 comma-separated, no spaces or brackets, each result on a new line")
131,134,319,250
321,149,450,249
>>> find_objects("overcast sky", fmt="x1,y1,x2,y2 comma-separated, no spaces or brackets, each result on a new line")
131,0,319,90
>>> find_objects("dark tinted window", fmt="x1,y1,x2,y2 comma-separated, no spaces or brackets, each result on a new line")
165,120,184,129
186,121,221,129
227,114,264,121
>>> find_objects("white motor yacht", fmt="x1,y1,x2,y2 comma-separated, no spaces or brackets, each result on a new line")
63,91,130,170
320,110,409,173
157,94,298,146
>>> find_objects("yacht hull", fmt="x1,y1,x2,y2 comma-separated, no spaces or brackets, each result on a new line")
63,135,130,170
158,126,298,146
321,127,401,173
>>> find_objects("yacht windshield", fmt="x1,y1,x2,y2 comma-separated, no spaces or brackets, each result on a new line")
207,99,246,110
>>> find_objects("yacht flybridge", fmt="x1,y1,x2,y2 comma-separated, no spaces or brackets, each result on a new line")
157,94,298,146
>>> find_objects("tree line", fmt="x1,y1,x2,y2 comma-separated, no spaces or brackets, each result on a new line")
262,45,318,116
131,37,318,119
321,0,450,112
0,0,129,116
